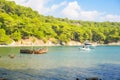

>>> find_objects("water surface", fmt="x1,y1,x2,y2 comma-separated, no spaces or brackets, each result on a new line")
0,46,120,80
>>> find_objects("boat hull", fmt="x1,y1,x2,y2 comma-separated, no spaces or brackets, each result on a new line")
20,48,48,54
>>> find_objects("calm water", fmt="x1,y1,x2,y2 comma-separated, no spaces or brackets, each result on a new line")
0,46,120,80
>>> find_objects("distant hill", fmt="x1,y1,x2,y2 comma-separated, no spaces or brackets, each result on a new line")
0,0,120,45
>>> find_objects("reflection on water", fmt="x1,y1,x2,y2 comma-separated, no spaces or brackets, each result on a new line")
0,46,120,80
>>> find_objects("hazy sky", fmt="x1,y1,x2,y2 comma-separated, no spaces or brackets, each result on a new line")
11,0,120,22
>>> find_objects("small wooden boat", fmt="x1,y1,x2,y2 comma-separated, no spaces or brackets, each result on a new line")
20,48,48,54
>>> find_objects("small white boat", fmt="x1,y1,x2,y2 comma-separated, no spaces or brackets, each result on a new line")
79,44,91,51
79,40,96,51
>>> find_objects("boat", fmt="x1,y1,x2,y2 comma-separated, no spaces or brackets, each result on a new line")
20,48,48,54
79,40,92,51
84,40,92,46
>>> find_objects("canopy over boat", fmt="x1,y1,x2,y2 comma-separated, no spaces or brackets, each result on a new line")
84,40,92,45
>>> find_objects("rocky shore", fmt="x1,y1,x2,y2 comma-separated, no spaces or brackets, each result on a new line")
8,40,83,46
0,37,120,47
0,37,83,47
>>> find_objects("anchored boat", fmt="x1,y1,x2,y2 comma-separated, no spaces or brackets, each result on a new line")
20,48,48,54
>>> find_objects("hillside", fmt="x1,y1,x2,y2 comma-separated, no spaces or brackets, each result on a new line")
0,0,120,45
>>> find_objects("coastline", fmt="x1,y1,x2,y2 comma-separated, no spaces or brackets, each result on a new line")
0,40,120,47
1,37,120,47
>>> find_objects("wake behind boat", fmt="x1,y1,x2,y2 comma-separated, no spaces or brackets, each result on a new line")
79,45,91,51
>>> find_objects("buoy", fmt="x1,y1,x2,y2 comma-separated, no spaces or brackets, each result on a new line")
8,54,16,59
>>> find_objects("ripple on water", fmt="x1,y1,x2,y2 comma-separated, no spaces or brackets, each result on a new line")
0,64,120,80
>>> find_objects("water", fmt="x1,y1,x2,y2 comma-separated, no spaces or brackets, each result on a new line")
0,46,120,80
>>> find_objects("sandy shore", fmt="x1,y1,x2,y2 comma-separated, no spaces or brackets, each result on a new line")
0,38,120,47
0,39,83,47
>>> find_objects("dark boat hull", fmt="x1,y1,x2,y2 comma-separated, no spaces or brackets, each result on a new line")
20,48,48,54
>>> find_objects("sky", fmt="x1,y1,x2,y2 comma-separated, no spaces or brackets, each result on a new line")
10,0,120,22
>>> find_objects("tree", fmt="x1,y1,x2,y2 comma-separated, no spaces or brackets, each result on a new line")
10,31,21,41
0,29,12,44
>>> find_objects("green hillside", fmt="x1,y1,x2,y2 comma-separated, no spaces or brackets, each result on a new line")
0,0,120,45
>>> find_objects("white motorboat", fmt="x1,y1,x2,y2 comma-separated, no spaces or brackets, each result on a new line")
79,40,96,51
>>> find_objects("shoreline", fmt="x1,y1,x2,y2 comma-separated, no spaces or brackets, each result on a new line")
1,38,120,47
0,43,120,47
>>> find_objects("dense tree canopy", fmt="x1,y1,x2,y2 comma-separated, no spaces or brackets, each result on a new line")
0,0,120,44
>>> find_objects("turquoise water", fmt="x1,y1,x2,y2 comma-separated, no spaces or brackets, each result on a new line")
0,46,120,80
